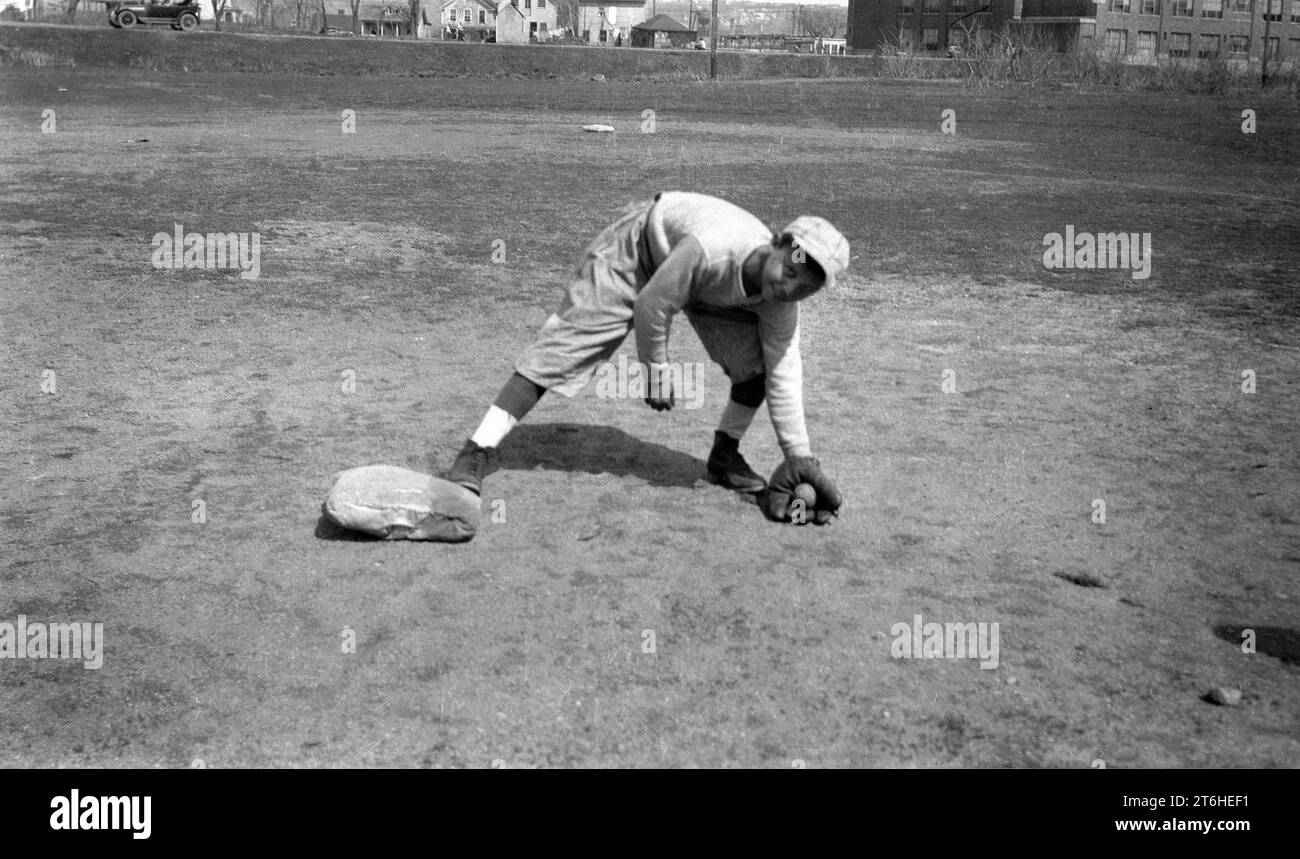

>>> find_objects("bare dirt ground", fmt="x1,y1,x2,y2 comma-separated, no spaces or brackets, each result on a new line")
1,65,1298,767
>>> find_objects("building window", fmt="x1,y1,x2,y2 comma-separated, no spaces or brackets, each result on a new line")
922,27,938,49
1136,30,1156,56
1170,0,1192,15
463,9,470,21
538,0,545,6
1198,33,1219,56
1168,32,1191,56
582,28,589,39
1229,35,1248,54
1201,0,1222,16
899,1,914,11
1109,0,1130,12
1264,0,1282,19
1228,0,1249,11
479,10,485,22
923,0,940,11
1292,0,1300,22
1265,37,1278,57
951,0,967,11
599,28,607,42
1139,0,1157,12
1105,29,1128,53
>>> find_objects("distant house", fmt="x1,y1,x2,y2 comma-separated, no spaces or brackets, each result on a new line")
816,37,847,55
630,13,695,48
574,0,651,45
440,0,498,39
318,3,435,37
495,0,556,44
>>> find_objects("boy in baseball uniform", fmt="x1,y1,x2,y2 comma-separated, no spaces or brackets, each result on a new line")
444,191,848,524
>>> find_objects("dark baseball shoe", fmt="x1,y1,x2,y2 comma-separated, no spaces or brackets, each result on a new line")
706,431,766,494
441,439,499,496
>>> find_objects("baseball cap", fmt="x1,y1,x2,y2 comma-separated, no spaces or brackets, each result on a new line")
781,216,850,290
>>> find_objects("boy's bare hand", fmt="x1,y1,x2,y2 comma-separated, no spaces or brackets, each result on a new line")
645,363,674,411
645,390,674,411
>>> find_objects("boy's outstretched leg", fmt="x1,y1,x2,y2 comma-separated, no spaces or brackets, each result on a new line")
443,373,545,495
706,374,767,494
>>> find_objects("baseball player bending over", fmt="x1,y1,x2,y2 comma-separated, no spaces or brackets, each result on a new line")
444,191,848,524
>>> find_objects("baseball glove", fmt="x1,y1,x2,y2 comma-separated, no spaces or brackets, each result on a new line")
761,456,843,525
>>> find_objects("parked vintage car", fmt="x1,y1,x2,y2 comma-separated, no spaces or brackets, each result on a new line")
107,1,202,30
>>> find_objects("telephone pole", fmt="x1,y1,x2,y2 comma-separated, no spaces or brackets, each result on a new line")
1262,0,1273,83
710,0,718,78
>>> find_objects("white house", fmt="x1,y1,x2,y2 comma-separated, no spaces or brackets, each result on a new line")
495,0,556,43
574,0,650,45
440,0,497,38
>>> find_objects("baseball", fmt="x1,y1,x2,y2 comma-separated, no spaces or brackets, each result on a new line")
793,483,817,507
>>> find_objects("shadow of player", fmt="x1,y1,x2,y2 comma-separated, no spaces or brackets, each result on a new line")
489,423,706,489
1213,623,1300,666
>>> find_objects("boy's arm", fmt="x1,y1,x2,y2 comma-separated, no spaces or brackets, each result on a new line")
760,305,844,524
760,305,812,459
632,237,708,367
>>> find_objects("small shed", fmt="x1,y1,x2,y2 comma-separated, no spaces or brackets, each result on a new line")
630,14,696,49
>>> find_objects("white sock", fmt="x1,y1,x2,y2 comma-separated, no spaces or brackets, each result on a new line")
470,405,517,449
717,400,759,442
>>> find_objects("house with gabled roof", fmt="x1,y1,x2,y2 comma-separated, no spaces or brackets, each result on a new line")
630,12,696,47
574,0,652,45
439,0,498,39
495,0,557,43
317,2,435,37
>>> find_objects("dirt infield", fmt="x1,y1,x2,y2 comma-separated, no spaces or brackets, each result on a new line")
1,60,1298,767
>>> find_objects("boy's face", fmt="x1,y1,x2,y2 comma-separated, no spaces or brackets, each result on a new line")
760,241,825,303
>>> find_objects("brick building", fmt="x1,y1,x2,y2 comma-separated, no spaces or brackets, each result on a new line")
847,0,1300,63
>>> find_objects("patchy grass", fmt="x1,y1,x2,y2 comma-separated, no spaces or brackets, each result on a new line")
1,65,1298,767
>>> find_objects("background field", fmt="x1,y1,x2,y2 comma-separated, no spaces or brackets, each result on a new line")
2,27,1299,767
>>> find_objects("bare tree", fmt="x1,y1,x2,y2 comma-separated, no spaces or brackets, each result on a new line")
407,0,421,37
64,0,81,23
552,0,578,33
255,0,275,28
210,0,230,30
794,5,842,38
350,0,360,34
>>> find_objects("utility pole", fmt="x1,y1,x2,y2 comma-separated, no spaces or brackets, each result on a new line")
1156,0,1166,63
1261,0,1273,83
1248,0,1257,71
710,0,718,77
